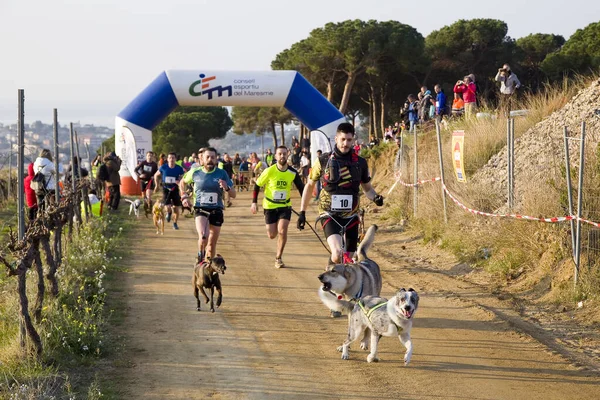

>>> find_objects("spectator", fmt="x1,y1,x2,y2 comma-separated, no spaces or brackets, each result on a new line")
158,153,166,167
299,151,310,183
265,148,274,166
454,74,477,117
65,156,89,186
384,126,394,142
24,163,38,223
291,143,301,168
495,64,521,117
239,157,249,172
407,94,419,133
102,152,121,210
419,90,434,122
33,149,57,211
291,136,299,147
434,84,447,122
368,135,380,148
222,153,234,207
90,154,102,180
301,135,310,151
233,153,242,167
314,149,323,201
392,122,400,136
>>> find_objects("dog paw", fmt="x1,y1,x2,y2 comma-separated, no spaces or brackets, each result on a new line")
360,341,369,351
367,354,379,363
210,308,215,313
341,353,350,360
196,307,201,312
404,354,411,366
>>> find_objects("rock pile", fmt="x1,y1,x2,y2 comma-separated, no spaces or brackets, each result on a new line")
472,79,600,212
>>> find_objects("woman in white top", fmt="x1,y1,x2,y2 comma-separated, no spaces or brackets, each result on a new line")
32,148,56,210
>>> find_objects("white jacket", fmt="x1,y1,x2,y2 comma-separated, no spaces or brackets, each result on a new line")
33,157,56,190
495,72,521,95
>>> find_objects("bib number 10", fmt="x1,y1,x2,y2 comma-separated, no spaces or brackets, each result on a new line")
331,195,352,211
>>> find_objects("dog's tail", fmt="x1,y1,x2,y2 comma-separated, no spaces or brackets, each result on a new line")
357,225,378,262
318,289,354,313
123,199,134,205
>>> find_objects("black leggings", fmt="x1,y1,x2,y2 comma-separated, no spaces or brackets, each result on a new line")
108,185,121,210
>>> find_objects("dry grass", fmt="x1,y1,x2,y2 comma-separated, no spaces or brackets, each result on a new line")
371,74,600,315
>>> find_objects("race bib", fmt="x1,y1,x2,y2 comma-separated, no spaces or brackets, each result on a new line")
143,165,152,172
164,176,177,184
272,190,287,202
331,194,353,211
200,192,218,205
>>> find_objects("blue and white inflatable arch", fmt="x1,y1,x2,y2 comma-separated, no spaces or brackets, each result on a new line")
115,70,345,194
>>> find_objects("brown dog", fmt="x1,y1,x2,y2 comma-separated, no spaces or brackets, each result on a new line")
193,255,227,312
153,201,165,235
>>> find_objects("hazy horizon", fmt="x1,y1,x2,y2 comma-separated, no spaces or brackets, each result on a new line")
2,0,598,128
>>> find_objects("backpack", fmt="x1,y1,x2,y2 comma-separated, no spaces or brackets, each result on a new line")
30,168,47,195
97,163,109,181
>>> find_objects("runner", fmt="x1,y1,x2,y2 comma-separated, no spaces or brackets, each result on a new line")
251,146,304,269
154,152,185,230
180,147,235,263
134,151,158,206
297,122,384,265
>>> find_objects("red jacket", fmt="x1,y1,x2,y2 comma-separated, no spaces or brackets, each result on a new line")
24,163,38,208
453,82,477,104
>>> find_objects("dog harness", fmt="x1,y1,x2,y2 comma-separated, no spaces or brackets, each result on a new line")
358,299,402,332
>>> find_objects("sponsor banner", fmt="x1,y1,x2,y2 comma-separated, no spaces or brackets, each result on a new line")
452,130,466,183
115,117,152,178
166,70,296,107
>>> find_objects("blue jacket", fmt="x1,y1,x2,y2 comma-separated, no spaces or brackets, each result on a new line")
408,101,419,122
436,91,447,115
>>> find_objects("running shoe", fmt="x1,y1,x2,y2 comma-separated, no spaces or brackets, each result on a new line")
173,222,179,230
275,258,285,269
166,211,172,222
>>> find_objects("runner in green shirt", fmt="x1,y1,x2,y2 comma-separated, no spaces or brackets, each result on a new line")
251,146,304,269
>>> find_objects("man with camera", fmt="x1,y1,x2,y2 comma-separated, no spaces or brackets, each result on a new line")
495,64,521,117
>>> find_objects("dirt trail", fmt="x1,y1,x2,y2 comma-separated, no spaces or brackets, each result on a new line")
114,192,600,399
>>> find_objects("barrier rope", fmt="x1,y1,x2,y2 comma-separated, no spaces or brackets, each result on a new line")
390,174,599,226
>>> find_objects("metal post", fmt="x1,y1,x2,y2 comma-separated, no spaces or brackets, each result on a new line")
69,123,76,193
74,132,89,222
507,118,512,210
574,122,586,286
563,127,575,258
399,132,404,175
510,118,515,209
435,120,448,223
8,140,12,200
53,109,60,203
17,90,25,239
413,125,418,218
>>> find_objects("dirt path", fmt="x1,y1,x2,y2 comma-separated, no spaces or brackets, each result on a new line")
115,192,600,399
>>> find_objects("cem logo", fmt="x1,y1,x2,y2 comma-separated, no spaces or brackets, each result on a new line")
189,73,233,100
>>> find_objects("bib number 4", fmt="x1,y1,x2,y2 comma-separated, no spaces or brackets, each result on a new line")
200,192,218,205
331,195,352,211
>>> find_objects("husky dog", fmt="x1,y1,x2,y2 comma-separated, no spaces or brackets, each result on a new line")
338,289,419,365
193,255,227,313
125,199,142,218
152,201,165,235
318,225,382,315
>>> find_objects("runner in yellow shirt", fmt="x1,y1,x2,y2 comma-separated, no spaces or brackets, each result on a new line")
251,146,304,268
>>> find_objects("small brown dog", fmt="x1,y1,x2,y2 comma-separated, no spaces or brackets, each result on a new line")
152,201,165,235
193,255,227,312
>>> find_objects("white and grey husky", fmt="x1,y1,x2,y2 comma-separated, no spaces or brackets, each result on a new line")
338,288,419,365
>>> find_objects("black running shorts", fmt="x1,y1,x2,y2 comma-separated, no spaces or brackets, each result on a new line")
163,187,182,207
141,179,155,192
194,207,224,227
264,207,292,225
321,215,360,252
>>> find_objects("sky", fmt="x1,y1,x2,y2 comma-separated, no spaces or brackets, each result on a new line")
1,0,598,128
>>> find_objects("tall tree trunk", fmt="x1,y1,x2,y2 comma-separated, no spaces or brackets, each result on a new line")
368,101,374,138
326,81,334,102
339,70,359,115
380,90,387,137
279,123,286,147
270,131,278,150
369,85,379,139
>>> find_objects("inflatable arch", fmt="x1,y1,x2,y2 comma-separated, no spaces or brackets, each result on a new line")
115,70,345,194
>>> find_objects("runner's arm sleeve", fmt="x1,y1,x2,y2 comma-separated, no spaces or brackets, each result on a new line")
293,173,305,196
134,163,142,175
252,184,260,203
